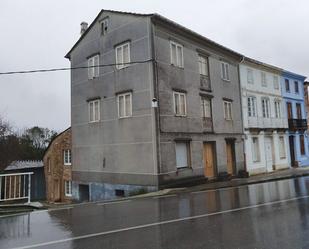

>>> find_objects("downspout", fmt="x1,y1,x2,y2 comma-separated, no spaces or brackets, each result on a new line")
238,56,248,174
149,17,162,184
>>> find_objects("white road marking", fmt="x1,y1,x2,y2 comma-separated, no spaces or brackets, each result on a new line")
97,200,132,206
10,194,309,249
153,194,177,199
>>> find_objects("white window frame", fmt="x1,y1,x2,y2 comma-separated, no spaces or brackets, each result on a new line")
223,100,233,120
220,62,230,81
201,97,212,118
64,181,72,197
198,55,209,76
261,98,270,118
252,137,260,162
88,99,100,123
115,42,131,70
247,96,257,117
274,100,281,118
261,72,267,87
88,54,100,80
117,92,132,118
175,141,191,169
63,149,71,166
247,68,254,84
279,136,286,159
173,91,187,116
100,17,109,36
273,75,279,90
170,41,184,68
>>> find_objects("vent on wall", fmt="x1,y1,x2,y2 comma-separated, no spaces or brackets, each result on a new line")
115,189,125,197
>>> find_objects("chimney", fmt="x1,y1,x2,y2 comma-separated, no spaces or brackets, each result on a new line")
80,22,88,35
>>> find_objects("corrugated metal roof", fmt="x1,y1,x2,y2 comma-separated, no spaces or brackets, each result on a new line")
5,160,44,171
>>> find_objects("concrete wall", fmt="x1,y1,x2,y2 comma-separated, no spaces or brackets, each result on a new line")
69,11,158,199
153,23,244,183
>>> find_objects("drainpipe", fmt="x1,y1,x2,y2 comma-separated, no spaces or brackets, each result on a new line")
149,18,162,183
237,56,248,174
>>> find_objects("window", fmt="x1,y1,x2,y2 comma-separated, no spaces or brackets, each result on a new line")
273,76,279,89
201,97,212,118
89,99,100,122
175,142,190,168
115,42,130,69
173,92,187,116
300,134,305,155
295,81,299,93
261,72,267,87
88,54,100,79
247,96,257,117
285,79,290,92
247,68,254,84
170,41,184,68
252,137,260,162
118,92,132,118
65,181,72,197
100,18,109,35
274,101,281,118
64,150,71,165
198,55,209,76
261,98,270,118
296,103,302,119
223,101,232,120
221,62,230,81
279,136,286,159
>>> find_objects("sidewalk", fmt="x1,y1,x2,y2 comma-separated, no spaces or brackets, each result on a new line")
135,166,309,198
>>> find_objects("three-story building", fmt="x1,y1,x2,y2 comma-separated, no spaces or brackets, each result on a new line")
65,10,245,201
239,58,289,175
281,71,309,167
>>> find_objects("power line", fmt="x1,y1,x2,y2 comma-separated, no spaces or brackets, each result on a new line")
0,59,154,75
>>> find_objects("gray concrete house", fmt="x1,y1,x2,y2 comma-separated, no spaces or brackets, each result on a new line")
65,10,245,201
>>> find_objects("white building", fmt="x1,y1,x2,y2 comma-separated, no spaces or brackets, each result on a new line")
239,58,290,175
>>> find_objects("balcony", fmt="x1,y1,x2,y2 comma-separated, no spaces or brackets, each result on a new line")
288,119,307,130
202,117,213,132
247,117,288,129
200,75,211,91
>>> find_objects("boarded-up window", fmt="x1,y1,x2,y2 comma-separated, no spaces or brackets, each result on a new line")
175,142,190,168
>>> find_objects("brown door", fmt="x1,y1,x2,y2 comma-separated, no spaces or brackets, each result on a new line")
226,141,236,175
289,136,296,167
287,102,293,119
296,103,302,119
203,143,215,178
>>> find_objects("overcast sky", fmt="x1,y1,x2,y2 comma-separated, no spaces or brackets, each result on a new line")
1,0,308,132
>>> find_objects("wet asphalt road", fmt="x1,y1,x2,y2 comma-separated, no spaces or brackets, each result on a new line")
2,177,309,249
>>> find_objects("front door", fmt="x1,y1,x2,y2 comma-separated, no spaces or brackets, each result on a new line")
289,136,296,167
203,142,215,178
264,137,273,172
226,140,236,175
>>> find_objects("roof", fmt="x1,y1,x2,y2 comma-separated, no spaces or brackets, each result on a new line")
282,70,306,81
242,56,283,73
65,9,242,59
5,160,44,171
43,127,71,158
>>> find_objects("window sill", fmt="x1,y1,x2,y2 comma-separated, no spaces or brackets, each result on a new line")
170,64,184,69
118,116,132,119
221,78,230,82
65,194,72,197
116,65,130,70
175,114,187,117
64,164,72,166
89,120,100,124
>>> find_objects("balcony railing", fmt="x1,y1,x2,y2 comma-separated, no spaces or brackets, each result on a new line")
247,117,288,129
288,119,307,130
200,75,211,91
